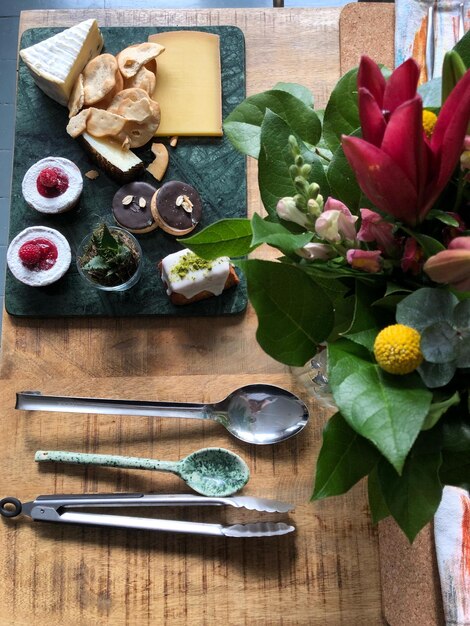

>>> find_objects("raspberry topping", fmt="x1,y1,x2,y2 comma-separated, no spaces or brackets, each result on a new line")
36,167,69,198
18,238,58,271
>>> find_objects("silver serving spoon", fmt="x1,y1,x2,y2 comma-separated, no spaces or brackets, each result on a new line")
35,448,250,497
17,384,309,445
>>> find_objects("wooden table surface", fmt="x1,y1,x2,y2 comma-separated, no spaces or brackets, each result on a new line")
0,8,387,625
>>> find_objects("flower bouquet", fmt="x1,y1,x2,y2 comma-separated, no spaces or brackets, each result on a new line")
182,33,470,541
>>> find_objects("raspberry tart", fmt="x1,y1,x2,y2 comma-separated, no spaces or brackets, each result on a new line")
22,157,83,214
7,226,72,286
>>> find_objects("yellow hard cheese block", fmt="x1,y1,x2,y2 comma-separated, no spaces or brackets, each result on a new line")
148,31,222,137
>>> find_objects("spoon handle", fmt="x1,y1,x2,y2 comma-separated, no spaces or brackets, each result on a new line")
17,392,210,421
35,450,180,475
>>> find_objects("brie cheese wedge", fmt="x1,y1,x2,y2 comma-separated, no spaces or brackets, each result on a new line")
20,19,104,106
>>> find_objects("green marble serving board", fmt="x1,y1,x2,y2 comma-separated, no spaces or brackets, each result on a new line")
6,26,247,317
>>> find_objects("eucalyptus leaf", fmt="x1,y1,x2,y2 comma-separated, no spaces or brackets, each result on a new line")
180,218,253,259
418,77,442,108
453,300,470,331
224,89,321,158
377,451,443,542
322,67,360,153
420,321,459,363
368,466,390,524
251,213,313,254
312,412,379,499
237,259,334,366
456,334,470,368
328,340,432,472
396,287,458,333
258,110,329,216
418,360,457,388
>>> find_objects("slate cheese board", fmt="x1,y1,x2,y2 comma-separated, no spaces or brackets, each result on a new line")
6,26,247,317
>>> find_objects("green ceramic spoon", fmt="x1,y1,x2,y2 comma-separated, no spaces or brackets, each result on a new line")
35,448,250,497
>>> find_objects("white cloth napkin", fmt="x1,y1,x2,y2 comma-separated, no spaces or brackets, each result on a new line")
395,0,469,81
434,486,470,625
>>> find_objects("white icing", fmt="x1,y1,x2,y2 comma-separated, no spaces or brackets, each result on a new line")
7,226,71,287
22,157,83,214
161,248,230,300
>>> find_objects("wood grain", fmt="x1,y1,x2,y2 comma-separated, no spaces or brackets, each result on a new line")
0,8,387,626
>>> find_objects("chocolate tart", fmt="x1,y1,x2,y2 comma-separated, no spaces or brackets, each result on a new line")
112,181,158,233
150,180,202,236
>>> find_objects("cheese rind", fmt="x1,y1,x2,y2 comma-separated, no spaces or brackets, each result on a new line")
80,132,144,182
20,19,104,106
149,31,222,137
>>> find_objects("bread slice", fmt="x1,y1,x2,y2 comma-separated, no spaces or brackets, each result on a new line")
80,132,144,182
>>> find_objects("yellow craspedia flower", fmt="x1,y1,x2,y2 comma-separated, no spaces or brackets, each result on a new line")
373,324,423,375
422,110,438,140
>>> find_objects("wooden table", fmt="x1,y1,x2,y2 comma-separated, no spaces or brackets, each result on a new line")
0,8,386,625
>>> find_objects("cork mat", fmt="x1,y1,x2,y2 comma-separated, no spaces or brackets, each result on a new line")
340,4,445,625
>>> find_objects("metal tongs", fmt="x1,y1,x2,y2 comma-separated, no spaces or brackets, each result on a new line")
0,493,295,538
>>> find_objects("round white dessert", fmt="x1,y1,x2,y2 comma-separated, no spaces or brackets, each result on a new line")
7,226,72,287
22,157,83,214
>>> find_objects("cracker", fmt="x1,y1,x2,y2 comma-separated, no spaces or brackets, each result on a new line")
66,108,90,138
86,108,127,138
68,74,84,118
107,88,149,114
83,53,118,105
124,65,156,95
117,42,165,79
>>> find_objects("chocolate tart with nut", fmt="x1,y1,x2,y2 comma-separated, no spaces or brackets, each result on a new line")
112,181,158,233
150,180,202,236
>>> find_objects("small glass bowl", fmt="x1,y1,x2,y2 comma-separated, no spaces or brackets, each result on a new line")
76,226,143,292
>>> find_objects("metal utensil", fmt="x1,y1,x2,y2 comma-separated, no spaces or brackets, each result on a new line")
17,383,309,445
35,448,250,497
0,493,295,537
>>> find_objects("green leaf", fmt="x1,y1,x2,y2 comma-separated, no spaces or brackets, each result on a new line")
82,255,108,271
251,213,313,254
236,259,334,366
343,280,386,351
99,223,120,253
439,451,470,490
327,140,362,212
378,451,443,542
411,233,446,258
272,82,314,107
258,110,329,217
420,321,460,363
368,466,390,524
441,415,470,452
322,67,360,153
223,90,322,158
328,340,433,472
453,28,470,68
312,412,379,499
180,218,253,259
422,392,460,430
427,209,461,227
396,287,458,333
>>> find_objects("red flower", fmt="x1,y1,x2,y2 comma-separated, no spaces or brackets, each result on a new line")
342,56,470,227
401,237,424,275
357,208,398,255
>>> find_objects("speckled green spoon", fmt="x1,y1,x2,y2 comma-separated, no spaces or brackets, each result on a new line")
35,448,250,497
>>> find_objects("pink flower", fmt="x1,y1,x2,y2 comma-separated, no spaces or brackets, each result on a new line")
315,198,358,243
346,249,382,273
423,237,470,291
401,237,424,275
357,208,397,255
342,56,470,226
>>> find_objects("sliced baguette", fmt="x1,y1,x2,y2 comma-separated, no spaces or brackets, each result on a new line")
79,132,144,182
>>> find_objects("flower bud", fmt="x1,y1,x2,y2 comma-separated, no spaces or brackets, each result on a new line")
346,249,383,273
307,196,323,218
423,237,470,291
295,242,336,260
315,198,358,243
276,196,310,229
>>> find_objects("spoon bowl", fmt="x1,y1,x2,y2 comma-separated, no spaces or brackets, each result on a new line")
18,383,310,445
178,448,250,496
